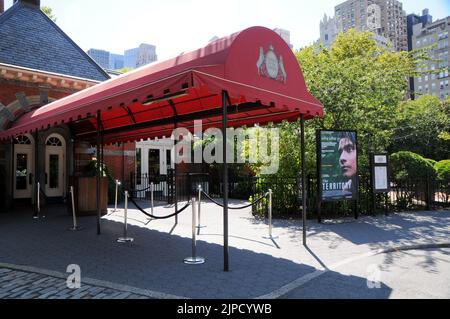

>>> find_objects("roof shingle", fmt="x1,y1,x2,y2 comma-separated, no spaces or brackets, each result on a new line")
0,2,110,81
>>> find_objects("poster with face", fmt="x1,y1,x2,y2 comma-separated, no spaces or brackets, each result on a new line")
318,130,358,201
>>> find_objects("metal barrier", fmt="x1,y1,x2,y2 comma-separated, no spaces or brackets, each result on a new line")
184,198,205,265
68,186,82,231
117,191,134,243
263,189,277,240
114,180,121,212
34,182,40,219
196,185,206,234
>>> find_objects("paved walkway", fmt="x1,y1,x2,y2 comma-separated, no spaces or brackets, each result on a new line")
0,200,449,299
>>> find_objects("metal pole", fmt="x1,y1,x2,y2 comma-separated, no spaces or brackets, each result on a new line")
197,185,206,234
34,182,40,219
222,90,229,272
184,198,205,264
301,115,307,245
263,189,278,239
114,180,119,212
117,191,134,243
96,111,101,235
34,129,39,219
68,186,81,231
151,182,154,216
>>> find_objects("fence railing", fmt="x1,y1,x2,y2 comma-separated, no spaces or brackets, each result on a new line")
127,172,449,218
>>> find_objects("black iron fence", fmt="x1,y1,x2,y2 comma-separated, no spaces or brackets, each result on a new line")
126,172,449,218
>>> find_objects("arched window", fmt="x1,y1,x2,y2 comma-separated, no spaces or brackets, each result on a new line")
46,137,63,146
14,135,32,145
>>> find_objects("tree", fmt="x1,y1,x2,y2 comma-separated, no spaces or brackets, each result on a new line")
296,29,420,172
41,6,57,22
389,96,450,161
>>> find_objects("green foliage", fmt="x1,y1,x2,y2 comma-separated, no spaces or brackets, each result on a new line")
390,151,436,181
296,29,419,172
390,96,450,161
41,6,57,22
435,160,450,182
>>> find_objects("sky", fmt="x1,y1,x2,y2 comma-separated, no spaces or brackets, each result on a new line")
3,0,450,60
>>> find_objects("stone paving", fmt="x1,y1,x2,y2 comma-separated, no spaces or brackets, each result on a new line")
0,200,449,299
0,268,148,299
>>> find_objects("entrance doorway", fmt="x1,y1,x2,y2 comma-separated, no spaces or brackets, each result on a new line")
13,135,34,199
135,139,174,199
44,134,65,198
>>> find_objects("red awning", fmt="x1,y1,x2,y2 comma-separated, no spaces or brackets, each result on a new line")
0,26,323,143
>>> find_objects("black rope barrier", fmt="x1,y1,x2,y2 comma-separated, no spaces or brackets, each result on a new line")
128,183,155,193
123,190,190,219
201,190,268,210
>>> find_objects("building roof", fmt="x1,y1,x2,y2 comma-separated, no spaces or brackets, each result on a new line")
0,26,324,143
0,1,110,82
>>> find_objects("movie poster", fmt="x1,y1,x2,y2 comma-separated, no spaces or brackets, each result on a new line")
318,130,358,201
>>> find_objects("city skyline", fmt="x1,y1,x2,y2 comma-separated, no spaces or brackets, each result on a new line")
3,0,450,61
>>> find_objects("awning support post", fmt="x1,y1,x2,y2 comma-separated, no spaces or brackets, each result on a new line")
300,114,307,246
169,99,178,224
96,111,101,235
222,90,229,272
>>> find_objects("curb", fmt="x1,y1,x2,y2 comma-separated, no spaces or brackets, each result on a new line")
0,262,187,299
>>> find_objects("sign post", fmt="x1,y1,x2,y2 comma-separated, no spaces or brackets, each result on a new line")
370,154,390,215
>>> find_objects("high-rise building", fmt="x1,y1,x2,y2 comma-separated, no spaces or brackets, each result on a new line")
124,44,157,69
319,0,408,52
273,28,293,49
412,16,450,100
87,48,110,69
319,14,339,48
109,53,124,70
407,9,433,50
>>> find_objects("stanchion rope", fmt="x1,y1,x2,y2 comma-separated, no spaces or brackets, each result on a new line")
122,190,190,219
201,190,269,210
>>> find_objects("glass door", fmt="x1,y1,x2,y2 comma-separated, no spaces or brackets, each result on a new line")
13,146,33,199
45,136,65,198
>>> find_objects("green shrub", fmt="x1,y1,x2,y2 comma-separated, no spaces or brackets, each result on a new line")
435,160,450,182
390,151,437,181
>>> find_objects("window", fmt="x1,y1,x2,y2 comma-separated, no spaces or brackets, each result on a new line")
432,74,436,80
424,75,428,81
14,135,31,145
136,148,141,185
440,81,444,90
418,77,422,83
46,137,62,146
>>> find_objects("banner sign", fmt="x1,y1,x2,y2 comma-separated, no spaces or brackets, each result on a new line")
318,130,358,201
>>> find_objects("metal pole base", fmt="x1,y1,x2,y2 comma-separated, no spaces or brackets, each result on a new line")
184,257,205,265
263,235,279,240
68,226,83,231
117,237,134,243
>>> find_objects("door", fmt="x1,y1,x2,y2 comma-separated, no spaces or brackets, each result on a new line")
14,145,33,199
45,135,65,198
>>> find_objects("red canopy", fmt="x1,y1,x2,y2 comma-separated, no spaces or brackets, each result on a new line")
0,26,323,143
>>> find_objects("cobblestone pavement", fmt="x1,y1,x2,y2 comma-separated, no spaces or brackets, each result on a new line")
0,268,149,299
0,202,449,299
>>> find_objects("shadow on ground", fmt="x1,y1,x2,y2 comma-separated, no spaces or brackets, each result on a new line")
0,205,314,299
